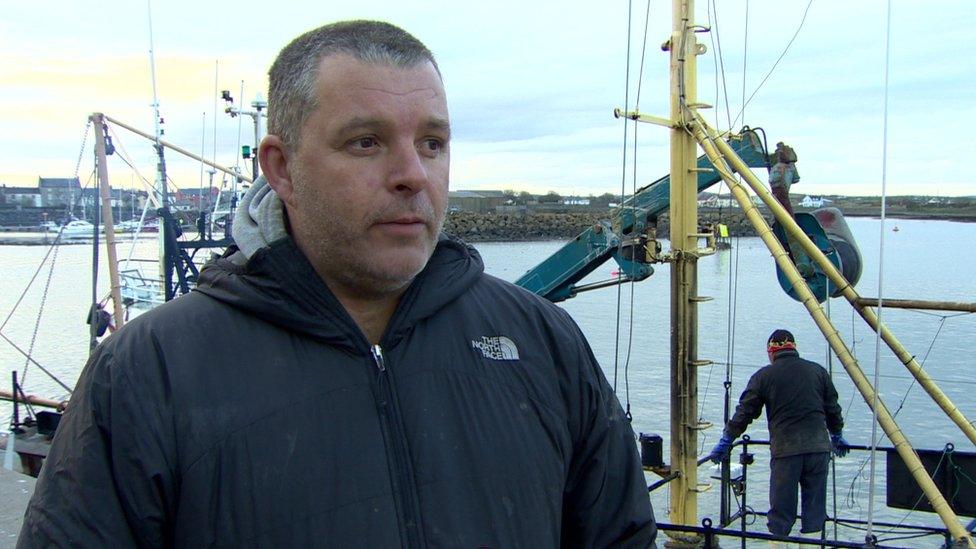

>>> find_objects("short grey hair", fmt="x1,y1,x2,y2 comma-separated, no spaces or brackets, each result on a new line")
267,20,440,150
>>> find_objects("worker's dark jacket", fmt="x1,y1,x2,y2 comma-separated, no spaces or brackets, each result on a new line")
19,236,656,548
725,350,843,458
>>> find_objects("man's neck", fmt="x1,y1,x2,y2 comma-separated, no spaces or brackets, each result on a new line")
290,233,410,345
333,291,401,345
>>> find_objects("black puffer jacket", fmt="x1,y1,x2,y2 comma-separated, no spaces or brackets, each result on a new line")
726,350,843,458
19,236,655,548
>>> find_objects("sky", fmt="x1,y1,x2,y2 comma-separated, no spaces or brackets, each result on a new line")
1,1,973,198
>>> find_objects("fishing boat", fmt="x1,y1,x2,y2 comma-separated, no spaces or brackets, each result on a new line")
56,220,96,240
509,2,976,547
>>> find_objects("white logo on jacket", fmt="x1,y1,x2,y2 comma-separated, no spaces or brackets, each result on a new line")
471,336,520,360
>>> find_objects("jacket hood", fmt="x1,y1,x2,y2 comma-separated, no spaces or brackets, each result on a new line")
197,179,483,350
231,175,289,258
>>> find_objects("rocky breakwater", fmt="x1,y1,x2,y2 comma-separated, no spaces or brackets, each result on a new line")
444,212,603,241
657,211,766,239
444,210,764,242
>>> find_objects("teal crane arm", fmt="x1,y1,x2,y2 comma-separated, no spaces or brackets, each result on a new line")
514,129,769,302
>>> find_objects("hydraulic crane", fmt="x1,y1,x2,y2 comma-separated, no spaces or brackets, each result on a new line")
514,128,768,301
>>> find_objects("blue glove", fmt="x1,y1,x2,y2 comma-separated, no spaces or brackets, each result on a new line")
830,432,850,458
707,433,735,463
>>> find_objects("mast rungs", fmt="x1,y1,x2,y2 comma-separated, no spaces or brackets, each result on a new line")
688,359,714,367
691,483,713,493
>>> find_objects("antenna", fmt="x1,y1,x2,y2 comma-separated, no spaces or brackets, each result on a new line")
146,0,170,296
146,0,167,209
222,85,267,179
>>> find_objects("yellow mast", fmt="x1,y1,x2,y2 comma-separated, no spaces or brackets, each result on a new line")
90,113,125,330
667,0,702,536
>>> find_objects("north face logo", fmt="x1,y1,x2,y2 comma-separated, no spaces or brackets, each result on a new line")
471,336,520,360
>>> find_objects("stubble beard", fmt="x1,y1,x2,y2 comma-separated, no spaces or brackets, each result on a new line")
289,171,446,300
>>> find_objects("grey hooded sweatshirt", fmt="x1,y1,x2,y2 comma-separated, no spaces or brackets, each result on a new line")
19,177,656,548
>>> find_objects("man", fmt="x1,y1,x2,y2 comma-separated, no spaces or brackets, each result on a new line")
19,21,656,547
708,329,848,538
768,141,799,217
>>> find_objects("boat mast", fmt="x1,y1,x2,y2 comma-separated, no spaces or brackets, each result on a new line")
146,0,169,292
91,113,126,330
668,0,703,535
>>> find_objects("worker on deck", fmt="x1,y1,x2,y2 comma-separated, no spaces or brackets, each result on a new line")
708,329,849,539
769,141,799,217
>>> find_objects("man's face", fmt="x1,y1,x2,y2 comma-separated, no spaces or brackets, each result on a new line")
282,54,450,299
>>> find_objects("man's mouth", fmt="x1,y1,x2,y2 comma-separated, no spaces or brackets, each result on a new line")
373,215,429,236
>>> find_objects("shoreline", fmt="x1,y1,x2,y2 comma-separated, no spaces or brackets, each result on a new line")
2,212,972,247
838,212,976,223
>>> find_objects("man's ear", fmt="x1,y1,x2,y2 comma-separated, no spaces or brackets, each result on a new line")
259,134,295,205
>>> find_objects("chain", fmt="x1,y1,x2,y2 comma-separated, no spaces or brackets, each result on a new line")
20,242,61,388
74,120,93,179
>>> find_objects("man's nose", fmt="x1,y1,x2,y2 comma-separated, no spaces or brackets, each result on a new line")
387,141,429,195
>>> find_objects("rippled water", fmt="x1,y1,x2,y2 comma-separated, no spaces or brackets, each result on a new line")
2,217,974,544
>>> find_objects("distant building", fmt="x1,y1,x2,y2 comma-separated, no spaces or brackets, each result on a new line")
562,197,590,206
81,187,126,207
38,177,81,208
697,195,740,209
176,187,219,211
448,190,509,214
0,185,42,208
799,195,832,208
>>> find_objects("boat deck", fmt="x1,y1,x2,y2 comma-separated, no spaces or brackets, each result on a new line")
0,467,34,547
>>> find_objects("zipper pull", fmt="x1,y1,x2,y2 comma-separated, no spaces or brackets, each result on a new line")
371,344,386,373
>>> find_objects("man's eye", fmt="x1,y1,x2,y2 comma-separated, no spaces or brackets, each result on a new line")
421,139,443,153
351,137,378,149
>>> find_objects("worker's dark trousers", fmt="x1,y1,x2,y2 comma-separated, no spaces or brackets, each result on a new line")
767,452,830,536
770,185,795,217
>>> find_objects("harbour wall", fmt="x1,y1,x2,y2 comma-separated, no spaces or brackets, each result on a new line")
443,211,765,242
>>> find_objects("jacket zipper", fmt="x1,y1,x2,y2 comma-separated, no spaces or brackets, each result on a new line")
371,345,424,548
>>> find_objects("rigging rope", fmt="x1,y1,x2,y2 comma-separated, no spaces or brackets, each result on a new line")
866,1,894,540
1,122,95,409
107,125,163,197
827,285,840,542
707,0,734,132
0,167,95,394
619,0,654,420
711,359,976,388
741,0,750,125
612,0,633,395
730,0,815,129
1,244,61,334
890,315,949,419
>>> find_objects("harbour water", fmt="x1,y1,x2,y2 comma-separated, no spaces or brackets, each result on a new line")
2,217,974,544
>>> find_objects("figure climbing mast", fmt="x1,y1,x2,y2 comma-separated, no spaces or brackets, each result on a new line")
768,141,799,216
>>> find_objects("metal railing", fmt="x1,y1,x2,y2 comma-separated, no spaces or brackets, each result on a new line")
645,437,969,548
